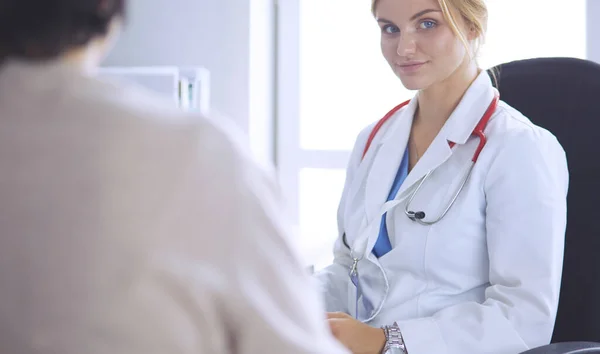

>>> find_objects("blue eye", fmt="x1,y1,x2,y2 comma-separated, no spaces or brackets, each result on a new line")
382,24,400,34
419,20,437,29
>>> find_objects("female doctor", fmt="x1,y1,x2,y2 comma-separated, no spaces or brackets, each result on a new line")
317,0,569,353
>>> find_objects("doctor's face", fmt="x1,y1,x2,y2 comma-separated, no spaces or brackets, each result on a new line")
375,0,473,91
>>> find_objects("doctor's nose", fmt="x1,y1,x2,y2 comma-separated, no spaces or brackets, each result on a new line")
396,34,417,57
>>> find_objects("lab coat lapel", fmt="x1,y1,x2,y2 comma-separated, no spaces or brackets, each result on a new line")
444,71,497,145
363,98,417,223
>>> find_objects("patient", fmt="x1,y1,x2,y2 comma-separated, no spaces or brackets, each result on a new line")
0,1,348,353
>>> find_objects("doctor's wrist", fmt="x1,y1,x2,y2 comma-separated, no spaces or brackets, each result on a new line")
380,322,407,354
367,327,386,354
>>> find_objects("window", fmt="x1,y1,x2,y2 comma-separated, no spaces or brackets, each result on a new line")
276,0,587,270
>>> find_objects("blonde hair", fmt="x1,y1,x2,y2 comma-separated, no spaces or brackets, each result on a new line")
371,0,488,59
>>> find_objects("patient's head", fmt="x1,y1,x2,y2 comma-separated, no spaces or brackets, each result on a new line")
0,0,126,66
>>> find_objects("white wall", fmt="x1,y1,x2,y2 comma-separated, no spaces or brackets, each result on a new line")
104,0,275,167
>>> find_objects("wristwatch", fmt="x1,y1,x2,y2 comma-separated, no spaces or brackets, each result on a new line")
381,322,407,354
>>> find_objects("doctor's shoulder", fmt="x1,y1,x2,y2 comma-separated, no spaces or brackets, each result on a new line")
480,100,569,191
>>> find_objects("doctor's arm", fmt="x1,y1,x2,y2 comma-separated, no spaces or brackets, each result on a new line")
394,131,569,354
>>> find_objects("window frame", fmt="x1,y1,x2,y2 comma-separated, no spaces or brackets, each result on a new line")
276,0,352,226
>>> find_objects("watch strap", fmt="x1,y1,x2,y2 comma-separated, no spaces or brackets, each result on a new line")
381,322,407,354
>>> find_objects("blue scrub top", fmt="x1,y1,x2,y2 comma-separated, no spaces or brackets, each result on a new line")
372,147,410,258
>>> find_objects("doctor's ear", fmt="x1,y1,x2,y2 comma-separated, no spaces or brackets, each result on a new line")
466,25,480,41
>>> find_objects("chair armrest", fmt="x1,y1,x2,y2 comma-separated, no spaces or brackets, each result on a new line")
520,342,600,354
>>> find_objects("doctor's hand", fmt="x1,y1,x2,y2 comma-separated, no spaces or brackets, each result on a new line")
327,312,386,354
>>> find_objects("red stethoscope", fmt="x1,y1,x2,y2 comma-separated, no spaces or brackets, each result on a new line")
361,91,500,225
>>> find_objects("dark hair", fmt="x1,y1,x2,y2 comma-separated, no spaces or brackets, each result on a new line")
0,0,125,61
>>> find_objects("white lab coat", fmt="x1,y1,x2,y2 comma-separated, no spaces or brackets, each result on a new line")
315,71,569,354
0,59,348,354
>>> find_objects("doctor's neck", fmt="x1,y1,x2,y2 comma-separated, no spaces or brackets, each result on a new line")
415,59,479,126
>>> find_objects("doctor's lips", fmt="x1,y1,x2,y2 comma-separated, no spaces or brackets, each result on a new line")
395,61,428,74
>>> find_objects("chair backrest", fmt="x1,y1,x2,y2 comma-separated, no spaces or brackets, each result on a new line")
488,57,600,343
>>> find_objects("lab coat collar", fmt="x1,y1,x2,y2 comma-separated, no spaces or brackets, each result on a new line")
375,70,496,148
441,70,497,145
361,70,496,227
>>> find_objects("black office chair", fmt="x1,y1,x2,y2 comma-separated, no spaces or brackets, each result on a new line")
487,57,600,353
521,342,600,354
